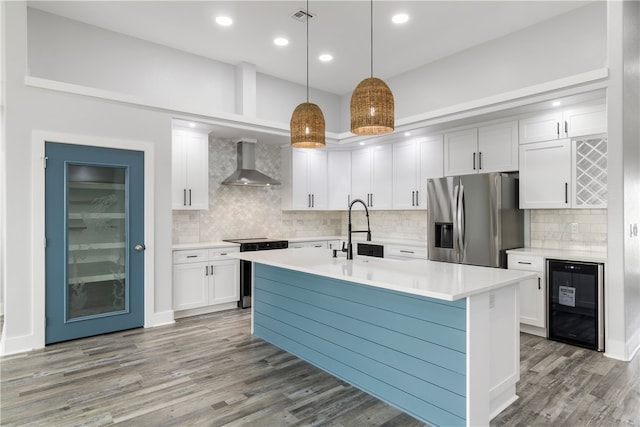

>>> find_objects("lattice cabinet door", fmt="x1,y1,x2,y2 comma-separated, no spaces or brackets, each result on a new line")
572,135,607,208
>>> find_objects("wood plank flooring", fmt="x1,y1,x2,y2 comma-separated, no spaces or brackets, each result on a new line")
1,309,638,426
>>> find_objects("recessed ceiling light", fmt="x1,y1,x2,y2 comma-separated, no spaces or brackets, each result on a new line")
215,16,233,26
392,13,409,24
319,53,333,62
189,122,196,128
404,131,411,136
274,37,289,46
552,101,562,107
359,142,365,146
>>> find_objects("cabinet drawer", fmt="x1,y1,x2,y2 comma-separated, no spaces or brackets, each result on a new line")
209,247,240,260
385,245,427,260
173,249,209,264
508,254,543,272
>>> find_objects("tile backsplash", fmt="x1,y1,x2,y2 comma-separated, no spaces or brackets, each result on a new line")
530,209,607,252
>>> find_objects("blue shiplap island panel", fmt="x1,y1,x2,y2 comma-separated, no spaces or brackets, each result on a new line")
253,263,468,426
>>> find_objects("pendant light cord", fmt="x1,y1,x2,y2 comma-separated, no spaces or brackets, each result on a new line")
306,0,310,103
370,0,373,78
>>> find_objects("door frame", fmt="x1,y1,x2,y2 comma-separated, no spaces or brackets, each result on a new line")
32,130,155,349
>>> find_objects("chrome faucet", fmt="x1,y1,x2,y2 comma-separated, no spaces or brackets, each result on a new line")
344,198,372,260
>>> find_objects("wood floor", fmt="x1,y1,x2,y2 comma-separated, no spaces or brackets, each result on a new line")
1,309,638,426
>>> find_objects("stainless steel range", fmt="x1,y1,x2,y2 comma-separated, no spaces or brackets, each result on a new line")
223,238,288,308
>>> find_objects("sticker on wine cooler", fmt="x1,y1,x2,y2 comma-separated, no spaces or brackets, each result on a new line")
559,285,576,307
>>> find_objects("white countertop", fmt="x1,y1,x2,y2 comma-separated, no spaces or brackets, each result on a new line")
173,241,240,251
507,247,607,263
231,248,534,301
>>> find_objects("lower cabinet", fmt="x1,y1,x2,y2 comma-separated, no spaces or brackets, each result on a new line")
173,247,239,313
508,253,546,337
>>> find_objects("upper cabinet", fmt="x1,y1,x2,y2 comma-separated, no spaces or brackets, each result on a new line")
519,103,607,144
519,139,572,209
393,135,443,209
172,129,209,210
351,145,392,209
281,148,328,210
327,151,352,210
444,121,518,176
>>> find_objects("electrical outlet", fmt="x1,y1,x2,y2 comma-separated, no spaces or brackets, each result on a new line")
571,222,579,240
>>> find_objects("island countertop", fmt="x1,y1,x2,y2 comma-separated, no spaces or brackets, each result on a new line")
232,247,534,301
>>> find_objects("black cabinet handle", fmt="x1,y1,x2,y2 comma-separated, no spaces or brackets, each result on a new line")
308,194,311,208
205,265,209,276
479,152,483,170
538,277,541,290
564,121,568,135
412,191,415,206
189,189,192,206
473,152,476,170
186,255,198,258
517,261,532,265
312,194,314,207
565,183,568,204
183,189,186,206
557,122,560,136
400,250,415,254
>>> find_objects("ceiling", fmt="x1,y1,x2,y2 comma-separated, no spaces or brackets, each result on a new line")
28,1,592,96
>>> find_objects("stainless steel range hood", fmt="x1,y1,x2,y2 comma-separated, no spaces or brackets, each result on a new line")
221,139,280,186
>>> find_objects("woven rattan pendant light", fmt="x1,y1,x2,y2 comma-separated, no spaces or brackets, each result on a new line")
290,0,326,148
350,0,394,135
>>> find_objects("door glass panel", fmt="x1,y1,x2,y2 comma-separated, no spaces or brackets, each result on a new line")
67,165,127,320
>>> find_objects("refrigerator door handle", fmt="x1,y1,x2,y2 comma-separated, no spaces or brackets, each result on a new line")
458,183,465,260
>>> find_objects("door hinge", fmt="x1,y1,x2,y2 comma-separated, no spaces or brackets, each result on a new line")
42,156,48,169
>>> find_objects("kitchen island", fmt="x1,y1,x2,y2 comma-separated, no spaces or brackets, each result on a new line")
232,248,535,427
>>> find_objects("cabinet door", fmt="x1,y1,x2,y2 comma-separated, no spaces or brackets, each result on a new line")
291,149,310,209
392,140,419,209
184,132,209,210
171,131,188,209
478,121,518,173
444,128,478,176
173,262,209,311
351,148,372,203
418,135,444,208
307,150,328,209
519,273,546,328
519,139,571,209
371,145,393,209
518,111,563,144
328,151,351,210
172,130,209,210
564,104,607,138
210,259,239,305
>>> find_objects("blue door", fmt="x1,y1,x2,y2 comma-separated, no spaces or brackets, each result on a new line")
45,142,145,344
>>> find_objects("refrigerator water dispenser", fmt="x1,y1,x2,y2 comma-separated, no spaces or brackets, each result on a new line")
435,223,454,248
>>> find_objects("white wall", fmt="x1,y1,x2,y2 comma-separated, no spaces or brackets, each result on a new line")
339,2,607,130
1,2,173,354
606,0,640,361
26,8,343,133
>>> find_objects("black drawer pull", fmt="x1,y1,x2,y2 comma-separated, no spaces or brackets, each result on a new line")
517,261,532,265
186,255,198,258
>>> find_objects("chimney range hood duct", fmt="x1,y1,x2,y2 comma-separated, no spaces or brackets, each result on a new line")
221,139,280,186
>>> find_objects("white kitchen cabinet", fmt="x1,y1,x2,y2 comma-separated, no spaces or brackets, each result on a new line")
327,151,352,210
444,128,478,176
385,244,428,260
508,254,546,336
172,129,209,210
477,121,519,172
519,103,606,144
281,148,328,210
173,247,239,314
519,139,571,209
444,121,518,176
393,135,443,209
289,240,327,249
351,145,392,209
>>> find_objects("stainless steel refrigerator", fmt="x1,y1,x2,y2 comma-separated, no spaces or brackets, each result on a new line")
427,173,524,268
